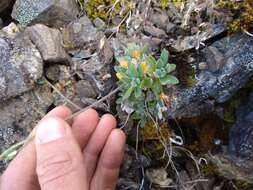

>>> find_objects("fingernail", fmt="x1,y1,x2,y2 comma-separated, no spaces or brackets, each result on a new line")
36,118,66,144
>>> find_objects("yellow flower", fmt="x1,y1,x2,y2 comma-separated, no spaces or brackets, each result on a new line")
140,62,149,74
132,50,141,60
120,60,128,69
116,73,123,80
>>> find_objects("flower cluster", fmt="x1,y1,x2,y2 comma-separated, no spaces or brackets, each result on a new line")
115,43,179,126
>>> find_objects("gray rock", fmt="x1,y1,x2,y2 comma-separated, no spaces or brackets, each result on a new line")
75,39,114,95
167,32,253,118
166,22,177,34
1,22,20,38
45,65,61,81
45,65,71,82
209,153,253,182
11,0,79,27
228,90,253,171
202,46,226,72
93,18,106,31
149,11,169,30
143,22,167,38
171,24,226,52
0,85,53,172
76,80,98,99
0,33,43,101
62,15,102,49
26,24,70,64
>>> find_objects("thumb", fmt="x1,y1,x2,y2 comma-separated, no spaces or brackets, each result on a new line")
35,117,88,190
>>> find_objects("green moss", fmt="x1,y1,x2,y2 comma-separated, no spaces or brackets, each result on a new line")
140,122,172,161
160,0,169,9
79,0,133,22
215,0,253,32
235,180,252,190
158,0,184,9
85,0,119,20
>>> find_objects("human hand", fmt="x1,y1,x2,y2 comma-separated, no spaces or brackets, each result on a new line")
1,106,126,190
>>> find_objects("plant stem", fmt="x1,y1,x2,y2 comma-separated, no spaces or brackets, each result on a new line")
0,140,26,161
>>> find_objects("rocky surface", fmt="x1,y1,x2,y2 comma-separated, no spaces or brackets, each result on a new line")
26,24,70,64
167,32,253,118
12,0,79,27
72,38,114,95
0,30,43,101
170,24,226,52
0,85,53,171
62,15,102,49
228,90,253,173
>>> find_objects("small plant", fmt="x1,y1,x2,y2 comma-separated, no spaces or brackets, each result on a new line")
115,44,179,127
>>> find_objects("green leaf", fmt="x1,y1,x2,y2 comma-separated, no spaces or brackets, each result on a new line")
124,47,131,57
160,75,179,85
152,80,162,98
157,59,165,68
134,87,142,98
146,55,157,72
127,63,137,77
160,49,169,64
141,78,153,89
166,64,176,73
154,69,167,78
137,64,143,78
122,86,134,100
132,112,142,120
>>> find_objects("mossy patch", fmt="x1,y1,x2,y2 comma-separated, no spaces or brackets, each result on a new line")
79,0,134,22
215,0,253,32
140,121,172,160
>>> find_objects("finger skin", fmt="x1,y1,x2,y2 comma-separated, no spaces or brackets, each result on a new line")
36,117,88,190
72,109,99,150
0,106,72,190
83,114,117,185
90,129,126,190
